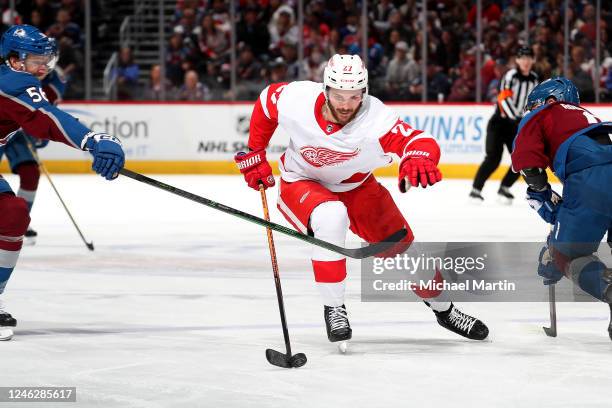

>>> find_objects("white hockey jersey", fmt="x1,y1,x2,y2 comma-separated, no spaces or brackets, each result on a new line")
249,81,440,192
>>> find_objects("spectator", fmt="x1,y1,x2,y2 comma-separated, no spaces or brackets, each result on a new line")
267,57,289,83
268,5,299,55
175,70,211,101
29,10,44,30
31,0,56,32
434,30,460,72
166,33,194,86
47,8,81,47
448,58,477,101
237,45,262,82
409,64,452,102
532,43,552,79
280,42,300,80
370,0,396,32
384,41,419,100
174,7,198,35
303,46,326,82
56,35,83,98
383,9,412,48
201,61,227,100
210,0,231,33
567,45,595,102
467,0,502,27
196,13,230,63
143,65,173,101
236,6,270,57
114,47,140,100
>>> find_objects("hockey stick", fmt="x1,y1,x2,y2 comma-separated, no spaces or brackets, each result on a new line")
25,140,94,251
543,283,557,337
259,185,307,368
543,223,557,337
118,168,407,259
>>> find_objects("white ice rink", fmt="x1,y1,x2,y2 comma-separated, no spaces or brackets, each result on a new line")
1,174,611,408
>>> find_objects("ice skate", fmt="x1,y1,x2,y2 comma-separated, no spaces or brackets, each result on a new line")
0,301,16,341
469,188,484,204
429,302,489,340
324,304,352,348
24,227,37,246
497,186,514,205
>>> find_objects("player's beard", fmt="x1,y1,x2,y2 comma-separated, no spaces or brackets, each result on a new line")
326,101,361,125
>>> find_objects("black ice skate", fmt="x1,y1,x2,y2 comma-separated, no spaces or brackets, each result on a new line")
24,227,37,245
0,302,16,340
0,311,16,327
469,188,484,203
429,302,489,340
497,186,514,205
324,304,352,342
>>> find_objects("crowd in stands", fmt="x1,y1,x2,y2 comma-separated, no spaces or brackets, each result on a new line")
1,0,611,102
158,0,611,102
0,0,93,99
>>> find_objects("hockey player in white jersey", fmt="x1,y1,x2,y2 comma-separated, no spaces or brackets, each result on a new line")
235,54,489,347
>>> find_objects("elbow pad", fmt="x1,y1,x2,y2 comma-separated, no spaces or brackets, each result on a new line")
520,167,548,191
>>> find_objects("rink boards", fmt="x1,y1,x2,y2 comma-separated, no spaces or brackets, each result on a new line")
3,102,610,179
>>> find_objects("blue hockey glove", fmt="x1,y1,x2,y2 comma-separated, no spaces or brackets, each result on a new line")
525,185,561,224
537,244,564,285
81,132,125,180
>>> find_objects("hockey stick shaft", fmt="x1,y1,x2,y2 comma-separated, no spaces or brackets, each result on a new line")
259,185,292,356
26,141,94,251
118,168,405,259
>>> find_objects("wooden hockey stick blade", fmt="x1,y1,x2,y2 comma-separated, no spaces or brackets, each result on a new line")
119,168,406,259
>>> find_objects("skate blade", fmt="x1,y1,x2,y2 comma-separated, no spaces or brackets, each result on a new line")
469,197,484,205
0,328,14,341
337,341,349,353
23,237,36,246
497,196,513,206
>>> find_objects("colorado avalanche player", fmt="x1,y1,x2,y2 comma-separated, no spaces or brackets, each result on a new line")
0,25,125,340
511,77,612,336
235,54,488,348
0,59,67,244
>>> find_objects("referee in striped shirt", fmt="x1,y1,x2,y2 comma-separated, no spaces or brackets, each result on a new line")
470,46,538,204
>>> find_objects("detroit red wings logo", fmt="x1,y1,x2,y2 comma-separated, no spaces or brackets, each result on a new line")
299,146,360,167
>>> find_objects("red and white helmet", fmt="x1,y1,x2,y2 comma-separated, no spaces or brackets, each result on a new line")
323,54,368,96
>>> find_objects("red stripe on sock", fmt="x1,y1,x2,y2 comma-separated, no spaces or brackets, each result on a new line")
413,268,444,299
312,259,347,283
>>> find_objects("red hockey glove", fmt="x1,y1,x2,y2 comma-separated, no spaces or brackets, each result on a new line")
398,152,442,192
235,150,275,190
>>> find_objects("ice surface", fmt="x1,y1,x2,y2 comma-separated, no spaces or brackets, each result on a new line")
1,174,610,408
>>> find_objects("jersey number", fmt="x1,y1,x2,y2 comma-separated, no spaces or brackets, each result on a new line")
270,85,286,105
26,87,49,103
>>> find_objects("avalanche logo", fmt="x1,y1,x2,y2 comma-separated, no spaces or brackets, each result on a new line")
300,146,360,168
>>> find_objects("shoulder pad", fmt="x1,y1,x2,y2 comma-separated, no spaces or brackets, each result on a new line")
0,65,41,97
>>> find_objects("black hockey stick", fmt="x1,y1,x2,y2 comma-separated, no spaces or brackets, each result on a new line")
259,185,306,368
118,168,406,259
543,283,557,337
26,141,94,251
